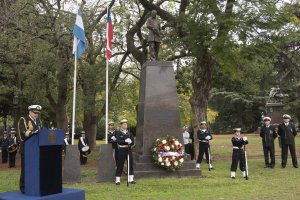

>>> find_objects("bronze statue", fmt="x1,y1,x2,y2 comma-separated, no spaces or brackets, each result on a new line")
146,10,161,61
267,86,288,103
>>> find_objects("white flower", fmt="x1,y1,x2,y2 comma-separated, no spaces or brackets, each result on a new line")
172,156,175,160
153,148,156,151
175,141,179,146
165,158,169,162
179,143,182,147
166,162,170,166
174,161,178,166
162,140,167,144
156,138,159,141
161,163,164,165
158,157,163,162
172,145,175,149
179,158,184,163
164,146,170,151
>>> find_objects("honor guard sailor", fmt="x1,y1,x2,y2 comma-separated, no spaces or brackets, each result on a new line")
196,121,213,170
0,131,9,164
63,132,72,156
18,104,43,193
107,121,118,166
115,119,136,185
278,114,298,168
78,131,90,165
8,128,19,168
230,128,248,179
260,117,277,168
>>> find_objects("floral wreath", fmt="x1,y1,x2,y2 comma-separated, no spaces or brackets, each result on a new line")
152,135,186,171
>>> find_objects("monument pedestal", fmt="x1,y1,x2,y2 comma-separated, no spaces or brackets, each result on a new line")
265,103,284,125
63,145,81,183
97,144,115,182
134,61,201,178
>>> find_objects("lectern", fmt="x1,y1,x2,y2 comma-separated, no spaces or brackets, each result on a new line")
24,129,64,196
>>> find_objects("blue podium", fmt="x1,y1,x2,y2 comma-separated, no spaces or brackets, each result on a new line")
25,129,64,196
0,129,85,200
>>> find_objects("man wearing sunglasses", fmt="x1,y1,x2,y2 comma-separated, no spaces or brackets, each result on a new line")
18,104,43,193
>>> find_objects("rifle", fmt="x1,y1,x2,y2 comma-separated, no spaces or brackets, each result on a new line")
244,139,249,180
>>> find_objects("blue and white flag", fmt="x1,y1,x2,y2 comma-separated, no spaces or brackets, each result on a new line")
73,8,86,59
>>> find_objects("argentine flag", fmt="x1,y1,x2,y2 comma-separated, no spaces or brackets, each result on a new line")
73,8,86,59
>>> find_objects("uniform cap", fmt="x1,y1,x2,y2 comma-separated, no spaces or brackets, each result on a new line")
28,105,42,113
81,131,86,134
120,119,128,124
234,128,241,132
200,121,206,125
108,121,115,125
263,117,271,121
283,114,291,119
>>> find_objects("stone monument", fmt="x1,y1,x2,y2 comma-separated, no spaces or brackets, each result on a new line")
265,86,288,125
133,61,201,178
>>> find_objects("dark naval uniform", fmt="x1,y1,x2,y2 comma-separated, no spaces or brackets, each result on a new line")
18,115,42,193
8,135,19,168
278,122,298,168
78,136,89,165
196,129,213,165
260,125,277,168
108,130,118,165
0,133,9,163
115,129,134,178
230,137,248,174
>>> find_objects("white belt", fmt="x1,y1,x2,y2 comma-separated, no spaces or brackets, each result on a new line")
118,145,129,148
233,146,242,149
199,140,208,143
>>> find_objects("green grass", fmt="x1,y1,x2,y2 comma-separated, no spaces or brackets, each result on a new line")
1,134,300,200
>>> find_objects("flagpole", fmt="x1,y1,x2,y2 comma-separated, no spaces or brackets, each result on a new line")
105,57,109,144
71,53,77,145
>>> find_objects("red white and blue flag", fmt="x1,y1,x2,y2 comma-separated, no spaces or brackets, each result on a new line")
106,8,113,60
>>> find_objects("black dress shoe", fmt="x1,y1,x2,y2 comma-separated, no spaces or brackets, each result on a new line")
231,177,235,179
294,165,298,168
130,181,136,184
281,165,286,169
116,182,120,185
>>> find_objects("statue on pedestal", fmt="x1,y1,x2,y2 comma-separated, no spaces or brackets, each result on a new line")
267,86,288,104
146,10,161,61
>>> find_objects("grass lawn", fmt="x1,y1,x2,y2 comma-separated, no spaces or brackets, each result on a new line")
1,134,300,200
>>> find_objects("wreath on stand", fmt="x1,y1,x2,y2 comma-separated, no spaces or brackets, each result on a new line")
152,135,186,171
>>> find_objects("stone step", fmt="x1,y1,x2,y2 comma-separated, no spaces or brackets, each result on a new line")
134,169,201,179
133,153,192,163
134,160,198,171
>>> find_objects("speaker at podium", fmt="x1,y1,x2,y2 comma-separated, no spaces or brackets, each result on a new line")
24,129,64,196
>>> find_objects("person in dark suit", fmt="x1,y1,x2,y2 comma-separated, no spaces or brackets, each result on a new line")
196,121,213,170
107,121,118,166
115,119,135,185
78,131,90,165
8,128,19,168
278,114,298,168
230,128,248,179
260,117,277,168
18,104,43,193
63,132,72,156
0,131,9,164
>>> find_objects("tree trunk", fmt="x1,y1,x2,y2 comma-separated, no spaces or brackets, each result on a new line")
190,53,214,161
55,104,68,132
83,112,98,150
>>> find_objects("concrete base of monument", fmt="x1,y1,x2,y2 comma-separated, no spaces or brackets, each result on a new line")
97,144,115,182
63,145,81,183
0,188,85,200
133,153,201,179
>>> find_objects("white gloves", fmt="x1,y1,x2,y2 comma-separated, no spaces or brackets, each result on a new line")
111,136,116,141
205,136,211,140
125,138,132,144
243,137,248,141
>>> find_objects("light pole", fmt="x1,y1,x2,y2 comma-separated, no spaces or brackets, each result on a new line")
13,94,19,129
